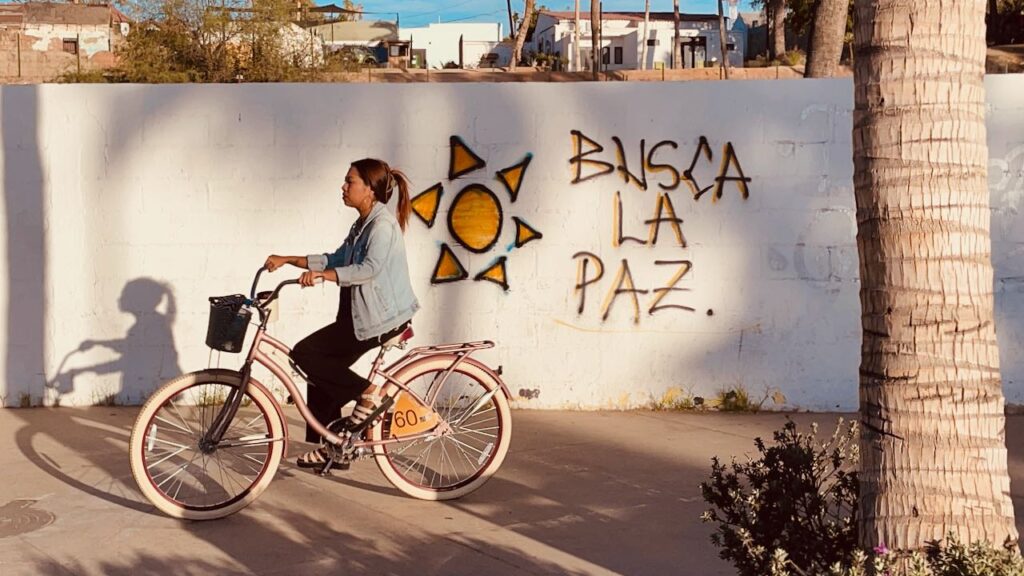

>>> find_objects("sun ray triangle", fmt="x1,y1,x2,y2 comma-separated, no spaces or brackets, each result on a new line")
496,154,532,202
411,183,443,227
474,256,509,291
512,217,543,248
431,244,468,284
449,135,486,180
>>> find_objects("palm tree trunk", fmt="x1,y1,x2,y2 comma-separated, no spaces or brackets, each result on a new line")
769,0,786,60
673,0,680,69
853,0,1018,550
511,0,535,72
575,0,582,71
640,0,650,70
804,0,847,77
717,0,729,78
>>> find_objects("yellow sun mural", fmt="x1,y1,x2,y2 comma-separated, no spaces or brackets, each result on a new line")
410,136,542,291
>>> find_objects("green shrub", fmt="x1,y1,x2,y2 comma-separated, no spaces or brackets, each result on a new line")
700,419,859,576
769,534,1024,576
780,50,806,67
701,419,1024,576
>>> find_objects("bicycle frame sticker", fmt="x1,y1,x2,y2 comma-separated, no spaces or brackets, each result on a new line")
389,392,438,438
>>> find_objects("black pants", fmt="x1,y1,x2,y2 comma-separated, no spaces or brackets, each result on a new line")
291,314,404,442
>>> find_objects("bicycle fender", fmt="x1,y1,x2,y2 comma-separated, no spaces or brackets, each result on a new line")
459,358,513,400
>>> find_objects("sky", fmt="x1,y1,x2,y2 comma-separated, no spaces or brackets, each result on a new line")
347,1,760,30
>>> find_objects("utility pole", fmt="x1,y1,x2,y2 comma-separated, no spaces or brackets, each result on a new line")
507,0,515,38
640,0,650,70
673,0,680,69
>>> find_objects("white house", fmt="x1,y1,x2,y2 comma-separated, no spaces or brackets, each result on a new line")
398,22,506,69
528,10,745,71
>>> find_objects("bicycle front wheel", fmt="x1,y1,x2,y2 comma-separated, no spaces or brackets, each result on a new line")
128,369,287,520
369,355,512,501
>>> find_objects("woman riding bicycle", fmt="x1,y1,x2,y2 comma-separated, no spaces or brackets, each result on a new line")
264,158,419,468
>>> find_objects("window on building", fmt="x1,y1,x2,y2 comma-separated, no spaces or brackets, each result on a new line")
390,45,402,57
726,43,736,51
602,46,610,64
62,38,78,55
614,46,623,64
646,38,659,46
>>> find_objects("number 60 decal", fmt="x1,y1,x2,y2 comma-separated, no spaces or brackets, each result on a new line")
390,393,437,438
393,410,418,429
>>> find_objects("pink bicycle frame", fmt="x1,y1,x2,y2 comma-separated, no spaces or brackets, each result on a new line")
243,323,501,448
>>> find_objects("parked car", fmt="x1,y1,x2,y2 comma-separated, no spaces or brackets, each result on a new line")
336,45,378,66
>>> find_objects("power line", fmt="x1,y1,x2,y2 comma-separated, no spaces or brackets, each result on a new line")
401,0,480,19
404,8,506,25
441,9,505,23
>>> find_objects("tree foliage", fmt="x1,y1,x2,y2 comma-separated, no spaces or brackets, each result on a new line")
751,0,853,54
115,0,321,83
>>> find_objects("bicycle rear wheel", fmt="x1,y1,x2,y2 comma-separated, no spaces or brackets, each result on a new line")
128,369,287,520
369,355,512,500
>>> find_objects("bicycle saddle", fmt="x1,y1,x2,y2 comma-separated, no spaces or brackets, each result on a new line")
381,323,414,350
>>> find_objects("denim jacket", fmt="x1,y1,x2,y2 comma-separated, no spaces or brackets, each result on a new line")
307,203,419,340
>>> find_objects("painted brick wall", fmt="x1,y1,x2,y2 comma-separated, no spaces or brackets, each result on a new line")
1,78,1022,409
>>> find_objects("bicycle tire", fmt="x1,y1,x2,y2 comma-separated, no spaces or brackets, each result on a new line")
368,355,512,500
128,369,287,520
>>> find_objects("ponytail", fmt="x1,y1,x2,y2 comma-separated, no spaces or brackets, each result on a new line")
388,168,411,232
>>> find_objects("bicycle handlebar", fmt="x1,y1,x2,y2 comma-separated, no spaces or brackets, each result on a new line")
250,267,322,310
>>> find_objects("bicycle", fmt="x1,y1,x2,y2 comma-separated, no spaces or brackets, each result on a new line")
128,268,513,520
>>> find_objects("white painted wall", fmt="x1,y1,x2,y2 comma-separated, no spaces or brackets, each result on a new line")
399,23,502,69
1,78,1022,411
25,22,112,58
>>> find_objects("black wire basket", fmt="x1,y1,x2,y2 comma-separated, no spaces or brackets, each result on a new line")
206,294,251,353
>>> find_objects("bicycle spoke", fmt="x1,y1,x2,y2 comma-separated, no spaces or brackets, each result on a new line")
445,437,478,472
150,436,190,450
220,448,265,476
154,414,194,436
446,435,488,457
400,441,433,481
147,445,189,469
449,394,488,425
214,450,243,499
168,399,195,436
155,463,188,488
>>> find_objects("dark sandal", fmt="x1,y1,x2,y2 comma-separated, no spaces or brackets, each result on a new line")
296,446,329,468
346,393,395,433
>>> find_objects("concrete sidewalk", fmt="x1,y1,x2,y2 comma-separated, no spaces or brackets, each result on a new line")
1,409,1023,576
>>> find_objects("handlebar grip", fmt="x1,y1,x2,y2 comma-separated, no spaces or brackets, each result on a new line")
250,266,267,300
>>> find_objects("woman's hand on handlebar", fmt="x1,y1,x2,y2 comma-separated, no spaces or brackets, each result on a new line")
264,255,291,272
298,271,325,287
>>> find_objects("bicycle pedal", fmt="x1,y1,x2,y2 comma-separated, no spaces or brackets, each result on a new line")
317,457,336,476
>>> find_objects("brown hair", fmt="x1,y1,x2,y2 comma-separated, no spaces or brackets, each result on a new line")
351,158,412,232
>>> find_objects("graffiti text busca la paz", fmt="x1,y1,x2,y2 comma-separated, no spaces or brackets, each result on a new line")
568,130,751,325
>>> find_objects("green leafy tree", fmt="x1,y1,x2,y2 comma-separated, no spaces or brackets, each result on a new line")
116,0,317,82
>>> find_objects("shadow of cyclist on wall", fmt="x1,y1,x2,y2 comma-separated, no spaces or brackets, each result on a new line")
14,278,184,515
49,278,182,405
